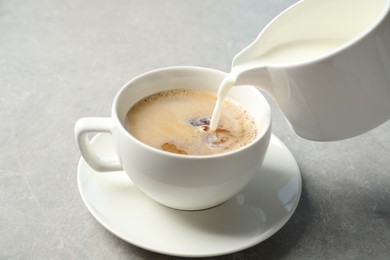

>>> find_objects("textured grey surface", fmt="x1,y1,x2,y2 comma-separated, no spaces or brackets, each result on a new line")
1,0,389,259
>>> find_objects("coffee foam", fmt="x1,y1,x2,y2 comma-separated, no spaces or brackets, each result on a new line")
126,89,257,155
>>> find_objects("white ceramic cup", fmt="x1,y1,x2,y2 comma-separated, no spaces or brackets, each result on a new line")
74,67,272,210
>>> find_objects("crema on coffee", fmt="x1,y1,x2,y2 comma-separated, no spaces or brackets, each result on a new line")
125,89,257,155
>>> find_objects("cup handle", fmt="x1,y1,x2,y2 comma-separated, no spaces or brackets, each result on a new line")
74,117,123,172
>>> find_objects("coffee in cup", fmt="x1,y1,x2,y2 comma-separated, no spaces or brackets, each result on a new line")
126,89,258,156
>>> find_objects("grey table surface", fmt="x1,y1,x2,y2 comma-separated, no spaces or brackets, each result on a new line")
1,0,390,259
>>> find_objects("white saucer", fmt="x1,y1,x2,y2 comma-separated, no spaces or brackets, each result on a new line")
77,133,301,257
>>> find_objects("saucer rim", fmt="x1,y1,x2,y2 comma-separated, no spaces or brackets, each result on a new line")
77,133,301,257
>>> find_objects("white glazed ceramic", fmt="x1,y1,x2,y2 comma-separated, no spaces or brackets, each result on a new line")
74,67,271,210
232,0,390,141
78,133,301,257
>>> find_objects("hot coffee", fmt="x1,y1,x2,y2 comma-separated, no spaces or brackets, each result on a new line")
125,89,257,155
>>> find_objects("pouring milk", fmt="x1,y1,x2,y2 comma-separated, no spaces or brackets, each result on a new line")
210,0,390,141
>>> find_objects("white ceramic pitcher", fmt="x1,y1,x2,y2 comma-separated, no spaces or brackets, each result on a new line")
230,0,390,141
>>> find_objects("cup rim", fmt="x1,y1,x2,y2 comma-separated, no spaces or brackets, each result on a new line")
111,66,272,159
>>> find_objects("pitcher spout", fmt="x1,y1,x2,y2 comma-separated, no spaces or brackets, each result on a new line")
232,66,274,95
